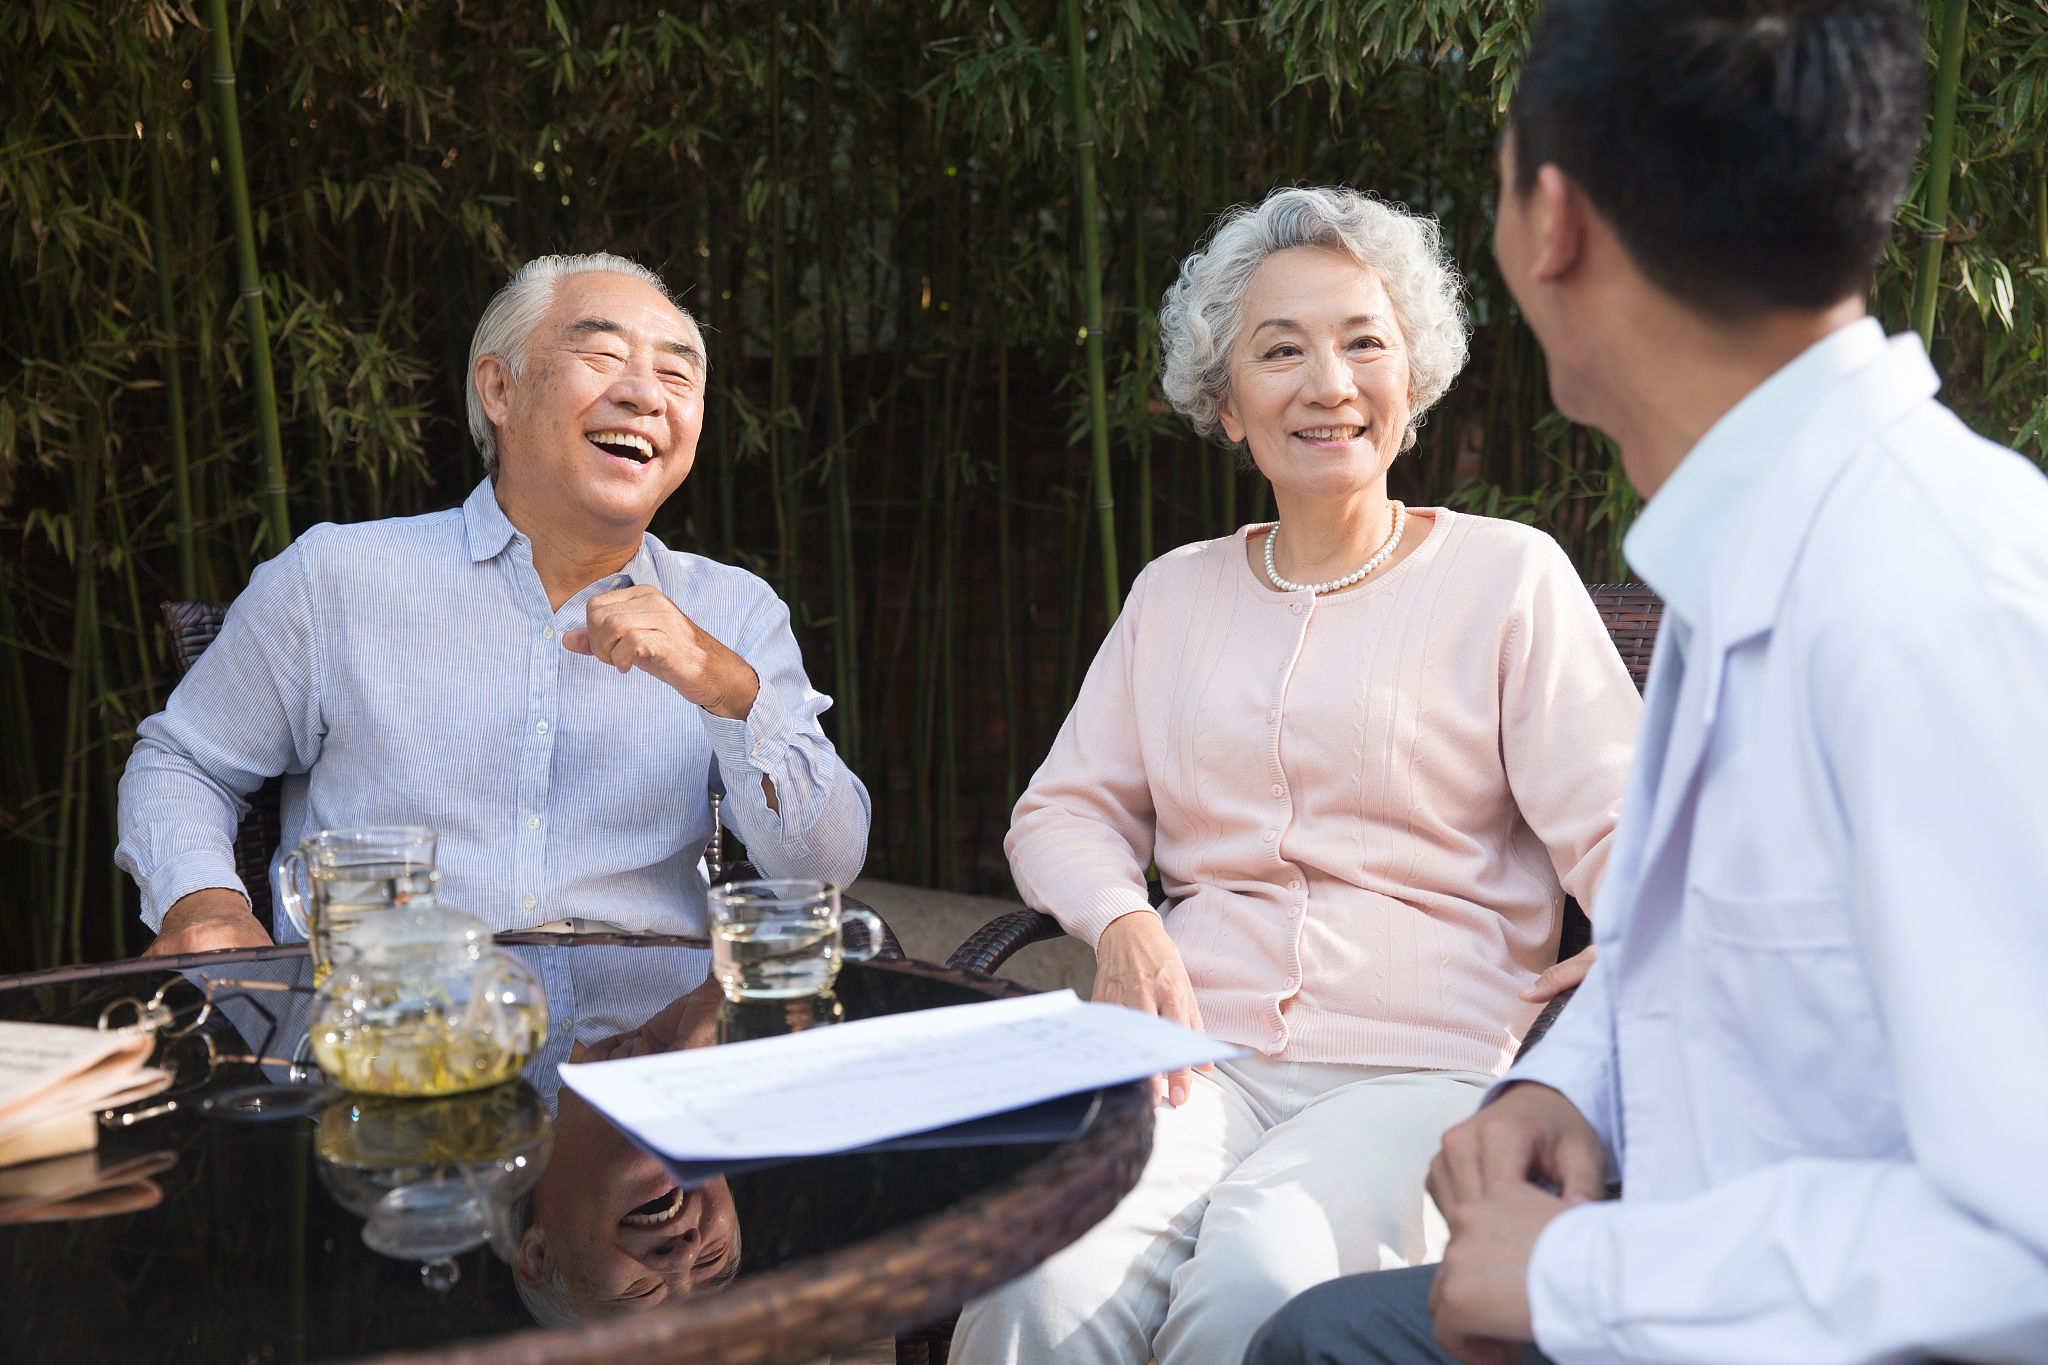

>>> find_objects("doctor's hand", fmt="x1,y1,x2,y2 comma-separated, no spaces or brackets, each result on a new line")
1093,909,1211,1109
1520,944,1595,1004
1426,1179,1567,1364
563,584,759,721
1430,1081,1605,1210
1424,1084,1599,1365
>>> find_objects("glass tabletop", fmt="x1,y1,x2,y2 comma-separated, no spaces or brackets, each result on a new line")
0,953,1083,1364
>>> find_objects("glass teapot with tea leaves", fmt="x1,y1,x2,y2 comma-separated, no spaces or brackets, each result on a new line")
309,904,547,1097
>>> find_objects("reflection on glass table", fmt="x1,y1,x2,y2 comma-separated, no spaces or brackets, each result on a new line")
315,1081,552,1290
0,950,1153,1365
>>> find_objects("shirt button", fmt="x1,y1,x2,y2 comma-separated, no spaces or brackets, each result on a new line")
1271,783,1285,799
542,625,554,640
523,893,537,910
1262,830,1277,843
1289,602,1304,616
535,720,549,735
527,815,540,830
1288,879,1303,892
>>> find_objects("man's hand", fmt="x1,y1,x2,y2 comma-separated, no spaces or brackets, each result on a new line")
562,584,760,720
1427,1180,1569,1363
1520,944,1596,1004
1093,909,1210,1108
1422,1082,1605,1364
143,887,272,958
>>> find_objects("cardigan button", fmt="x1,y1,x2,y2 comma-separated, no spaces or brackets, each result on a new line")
1271,783,1285,799
1288,879,1303,892
1289,602,1304,616
1262,830,1277,843
1266,709,1278,724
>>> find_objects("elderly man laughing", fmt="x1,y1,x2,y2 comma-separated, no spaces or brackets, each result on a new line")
116,252,869,1053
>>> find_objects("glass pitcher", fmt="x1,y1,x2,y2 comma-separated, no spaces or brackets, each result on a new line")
275,826,438,983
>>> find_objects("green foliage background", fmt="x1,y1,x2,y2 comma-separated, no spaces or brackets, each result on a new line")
2,0,2042,969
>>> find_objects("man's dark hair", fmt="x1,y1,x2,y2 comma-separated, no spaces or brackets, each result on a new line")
1509,0,1925,314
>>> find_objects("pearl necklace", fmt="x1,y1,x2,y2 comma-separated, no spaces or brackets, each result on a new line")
1264,502,1407,595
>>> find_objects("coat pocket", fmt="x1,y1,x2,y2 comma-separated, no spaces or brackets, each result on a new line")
1687,888,1906,1158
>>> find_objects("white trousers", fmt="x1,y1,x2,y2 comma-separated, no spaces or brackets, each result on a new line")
951,1055,1491,1365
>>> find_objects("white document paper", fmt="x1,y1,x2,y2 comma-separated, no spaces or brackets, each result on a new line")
560,990,1243,1160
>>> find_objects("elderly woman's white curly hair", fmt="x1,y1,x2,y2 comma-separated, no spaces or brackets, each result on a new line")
1158,187,1469,456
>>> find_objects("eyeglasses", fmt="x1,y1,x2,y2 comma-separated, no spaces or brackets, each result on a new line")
95,974,327,1127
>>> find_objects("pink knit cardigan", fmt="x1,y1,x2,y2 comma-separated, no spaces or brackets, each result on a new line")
1005,510,1641,1075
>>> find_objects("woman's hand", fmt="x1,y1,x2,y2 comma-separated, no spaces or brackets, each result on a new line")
1093,909,1210,1108
1519,944,1595,1004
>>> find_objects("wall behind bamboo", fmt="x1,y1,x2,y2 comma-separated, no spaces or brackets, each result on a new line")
2,0,2042,970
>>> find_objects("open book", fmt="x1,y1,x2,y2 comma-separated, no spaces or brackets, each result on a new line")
0,1020,173,1167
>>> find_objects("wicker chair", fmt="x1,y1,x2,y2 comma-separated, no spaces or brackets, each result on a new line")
943,583,1667,1061
156,601,904,960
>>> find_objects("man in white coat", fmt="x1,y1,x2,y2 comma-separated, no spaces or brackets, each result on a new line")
1248,1,2048,1362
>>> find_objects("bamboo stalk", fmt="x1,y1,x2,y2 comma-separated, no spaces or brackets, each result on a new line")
1196,435,1214,538
769,7,797,607
815,19,861,774
60,444,100,966
2035,148,2046,266
937,430,961,892
96,610,124,961
1131,174,1154,568
0,572,45,966
103,459,159,715
147,122,199,599
205,0,290,553
995,271,1021,815
713,210,738,564
1910,0,1969,352
1063,0,1121,624
910,356,941,883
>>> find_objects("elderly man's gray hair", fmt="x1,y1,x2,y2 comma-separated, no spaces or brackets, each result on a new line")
1157,187,1469,454
465,252,693,476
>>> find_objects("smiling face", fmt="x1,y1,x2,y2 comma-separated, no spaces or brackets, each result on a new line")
1216,245,1412,506
478,270,705,543
518,1089,741,1315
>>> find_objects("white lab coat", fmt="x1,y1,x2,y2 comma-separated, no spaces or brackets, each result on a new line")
1510,335,2048,1364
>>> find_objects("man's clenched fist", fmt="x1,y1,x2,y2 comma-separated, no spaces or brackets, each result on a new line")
561,583,759,720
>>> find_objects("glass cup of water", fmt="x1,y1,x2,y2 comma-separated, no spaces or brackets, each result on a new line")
708,879,885,1001
275,826,439,983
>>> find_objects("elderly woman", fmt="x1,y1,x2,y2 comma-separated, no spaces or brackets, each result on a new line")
951,187,1641,1365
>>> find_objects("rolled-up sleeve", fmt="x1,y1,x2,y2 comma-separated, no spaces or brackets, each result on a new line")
702,584,869,888
116,539,327,930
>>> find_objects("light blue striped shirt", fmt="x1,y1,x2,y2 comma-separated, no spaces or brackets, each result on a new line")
118,478,869,1067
